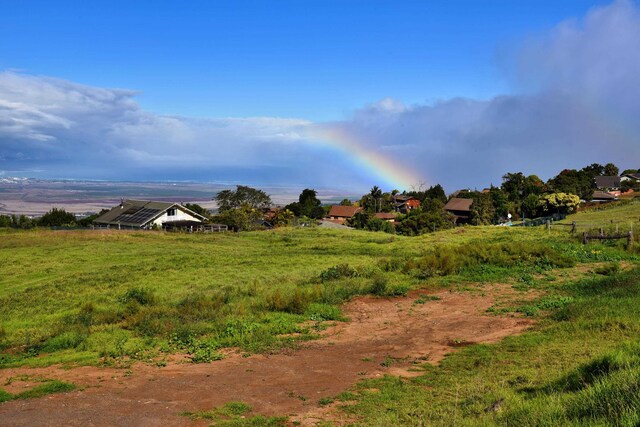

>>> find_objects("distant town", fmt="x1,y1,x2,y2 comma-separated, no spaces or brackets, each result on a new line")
1,163,638,235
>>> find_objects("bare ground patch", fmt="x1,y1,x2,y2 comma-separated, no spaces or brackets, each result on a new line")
0,284,534,426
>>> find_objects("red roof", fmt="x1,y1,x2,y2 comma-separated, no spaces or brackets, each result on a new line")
328,205,362,218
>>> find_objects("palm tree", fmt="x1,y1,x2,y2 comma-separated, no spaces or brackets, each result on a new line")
370,186,383,213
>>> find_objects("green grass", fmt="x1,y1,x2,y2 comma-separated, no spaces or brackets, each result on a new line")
0,223,637,368
1,201,640,425
180,401,287,426
331,267,640,426
0,380,75,402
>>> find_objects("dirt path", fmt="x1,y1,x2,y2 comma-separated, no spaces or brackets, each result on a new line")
0,285,534,426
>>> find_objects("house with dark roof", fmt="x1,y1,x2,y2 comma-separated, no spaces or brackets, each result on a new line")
93,200,207,229
326,205,363,224
374,212,398,222
443,198,473,223
594,176,621,191
591,191,618,203
621,173,640,182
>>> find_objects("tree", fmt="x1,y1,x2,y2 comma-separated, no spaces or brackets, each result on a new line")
489,186,509,222
547,169,593,200
39,208,76,227
395,206,455,236
0,215,12,228
298,189,322,218
501,172,526,202
212,204,264,231
522,194,540,218
603,163,619,176
184,203,209,218
582,163,605,178
538,193,580,215
215,185,271,213
502,173,543,202
271,209,295,227
347,211,373,229
339,199,353,206
424,184,447,203
369,186,383,213
470,193,495,225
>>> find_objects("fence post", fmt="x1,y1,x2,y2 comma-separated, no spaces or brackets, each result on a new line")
571,221,576,234
628,231,633,249
546,220,551,231
583,232,588,245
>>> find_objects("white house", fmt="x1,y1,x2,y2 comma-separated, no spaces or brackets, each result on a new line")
93,200,207,229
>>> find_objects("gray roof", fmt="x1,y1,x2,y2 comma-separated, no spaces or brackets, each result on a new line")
444,197,473,212
94,200,205,227
592,191,617,201
594,176,621,189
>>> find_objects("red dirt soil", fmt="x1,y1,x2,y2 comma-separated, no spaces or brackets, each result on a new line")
0,285,534,426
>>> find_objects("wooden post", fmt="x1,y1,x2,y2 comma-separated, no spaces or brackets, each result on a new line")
571,221,576,234
546,220,551,231
628,231,633,249
583,232,588,245
600,227,604,237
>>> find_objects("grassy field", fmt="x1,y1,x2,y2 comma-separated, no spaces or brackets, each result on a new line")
1,201,639,425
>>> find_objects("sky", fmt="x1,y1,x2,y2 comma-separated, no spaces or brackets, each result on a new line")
1,0,638,193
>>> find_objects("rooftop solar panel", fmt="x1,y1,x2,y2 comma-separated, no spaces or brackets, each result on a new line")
113,208,161,225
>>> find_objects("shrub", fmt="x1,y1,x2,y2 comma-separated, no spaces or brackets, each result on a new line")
266,288,312,314
320,264,358,282
370,275,389,296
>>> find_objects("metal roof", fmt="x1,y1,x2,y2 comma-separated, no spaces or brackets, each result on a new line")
444,197,473,212
93,200,205,227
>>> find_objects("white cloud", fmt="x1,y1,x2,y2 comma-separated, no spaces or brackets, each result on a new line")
324,0,640,189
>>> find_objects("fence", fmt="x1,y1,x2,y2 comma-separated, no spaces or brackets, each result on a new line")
582,230,633,249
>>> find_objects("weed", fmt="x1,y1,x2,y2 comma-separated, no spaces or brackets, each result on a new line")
319,397,334,406
413,295,441,305
0,380,75,402
594,262,621,276
380,355,395,367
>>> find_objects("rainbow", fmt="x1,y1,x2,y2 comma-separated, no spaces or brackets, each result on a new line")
306,125,425,191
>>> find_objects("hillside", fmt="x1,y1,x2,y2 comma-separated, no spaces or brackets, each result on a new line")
0,203,639,425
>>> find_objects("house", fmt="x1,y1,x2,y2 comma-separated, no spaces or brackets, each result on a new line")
374,212,398,222
621,173,640,182
93,200,207,230
392,194,421,213
443,197,473,223
594,176,621,191
591,191,618,203
326,205,362,224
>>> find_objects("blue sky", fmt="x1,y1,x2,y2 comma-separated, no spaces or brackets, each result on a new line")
1,1,638,192
1,1,610,120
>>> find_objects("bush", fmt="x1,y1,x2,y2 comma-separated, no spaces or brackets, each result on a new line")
370,275,389,296
38,208,77,227
320,264,358,282
266,288,313,314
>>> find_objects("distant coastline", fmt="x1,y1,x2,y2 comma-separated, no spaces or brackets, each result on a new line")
0,178,361,216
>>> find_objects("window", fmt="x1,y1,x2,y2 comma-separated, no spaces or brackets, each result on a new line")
167,208,177,216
